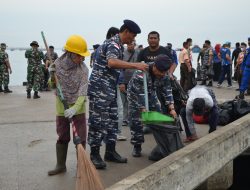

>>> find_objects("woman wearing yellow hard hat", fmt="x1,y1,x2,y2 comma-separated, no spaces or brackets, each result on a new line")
64,35,90,57
48,35,89,176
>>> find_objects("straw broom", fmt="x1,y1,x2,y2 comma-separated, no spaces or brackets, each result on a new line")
41,32,104,190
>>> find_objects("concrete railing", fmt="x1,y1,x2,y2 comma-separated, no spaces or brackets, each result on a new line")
107,114,250,190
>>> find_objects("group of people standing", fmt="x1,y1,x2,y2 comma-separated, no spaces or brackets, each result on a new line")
25,41,58,98
0,41,59,98
3,19,249,176
47,19,223,175
193,38,250,100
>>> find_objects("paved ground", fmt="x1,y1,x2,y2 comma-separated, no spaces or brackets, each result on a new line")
0,83,248,190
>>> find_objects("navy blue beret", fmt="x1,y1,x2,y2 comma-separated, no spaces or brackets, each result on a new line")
93,44,100,49
154,54,172,72
123,19,141,34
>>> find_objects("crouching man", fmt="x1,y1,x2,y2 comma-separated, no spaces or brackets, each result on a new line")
127,54,177,157
180,86,219,142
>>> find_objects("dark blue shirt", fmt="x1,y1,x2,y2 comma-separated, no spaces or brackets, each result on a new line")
138,46,174,64
213,49,221,63
220,47,231,66
171,49,178,65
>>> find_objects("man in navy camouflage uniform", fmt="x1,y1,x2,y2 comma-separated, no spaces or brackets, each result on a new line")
200,40,213,86
127,54,177,157
88,20,148,169
137,31,176,134
0,43,12,93
25,41,44,99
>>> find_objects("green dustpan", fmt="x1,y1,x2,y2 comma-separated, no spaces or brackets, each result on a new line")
141,111,174,124
141,72,174,124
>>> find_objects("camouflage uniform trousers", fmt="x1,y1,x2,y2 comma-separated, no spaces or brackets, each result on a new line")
128,93,160,145
200,64,213,81
39,64,46,89
0,64,9,87
26,64,43,91
88,95,118,148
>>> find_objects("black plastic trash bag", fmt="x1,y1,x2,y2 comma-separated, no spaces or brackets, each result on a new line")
170,79,189,102
191,68,197,88
218,109,231,126
196,63,202,81
219,100,234,114
233,99,250,117
148,124,184,161
170,79,188,114
218,99,250,125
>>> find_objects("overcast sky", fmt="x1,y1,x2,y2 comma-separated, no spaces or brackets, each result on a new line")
2,0,250,49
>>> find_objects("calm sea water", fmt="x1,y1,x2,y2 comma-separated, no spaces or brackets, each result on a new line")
7,50,198,86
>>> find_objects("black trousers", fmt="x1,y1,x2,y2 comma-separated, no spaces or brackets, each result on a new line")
213,62,221,81
180,64,192,92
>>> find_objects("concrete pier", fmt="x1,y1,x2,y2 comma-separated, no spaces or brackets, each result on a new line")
0,84,249,190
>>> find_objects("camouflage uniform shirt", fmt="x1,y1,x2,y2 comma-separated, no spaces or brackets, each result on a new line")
0,50,8,65
128,64,174,109
25,48,44,65
88,34,124,99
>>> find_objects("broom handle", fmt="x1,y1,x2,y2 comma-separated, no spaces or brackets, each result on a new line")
143,72,149,111
41,31,54,65
41,31,81,145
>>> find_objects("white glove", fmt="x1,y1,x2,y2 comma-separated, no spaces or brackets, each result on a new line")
64,108,76,119
48,66,56,72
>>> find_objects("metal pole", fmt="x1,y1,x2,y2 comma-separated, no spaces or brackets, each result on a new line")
143,72,149,111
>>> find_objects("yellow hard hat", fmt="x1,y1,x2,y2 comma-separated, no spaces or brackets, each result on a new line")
64,35,90,57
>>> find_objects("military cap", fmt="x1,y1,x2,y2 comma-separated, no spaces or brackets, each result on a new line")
30,41,39,47
154,54,172,72
0,43,7,49
123,19,141,34
248,37,250,41
93,44,100,49
49,45,54,49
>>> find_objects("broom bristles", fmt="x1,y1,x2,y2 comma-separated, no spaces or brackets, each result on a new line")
76,144,104,190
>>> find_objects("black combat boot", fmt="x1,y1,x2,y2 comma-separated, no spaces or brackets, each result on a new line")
48,143,68,176
33,91,40,99
27,89,31,99
104,143,127,163
4,86,12,93
0,86,3,92
90,147,106,169
132,144,142,157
